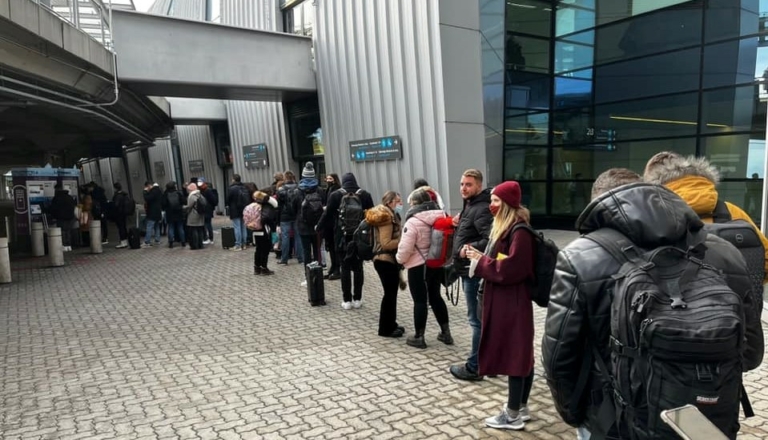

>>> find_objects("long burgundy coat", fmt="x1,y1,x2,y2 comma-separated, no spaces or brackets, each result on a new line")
475,220,535,377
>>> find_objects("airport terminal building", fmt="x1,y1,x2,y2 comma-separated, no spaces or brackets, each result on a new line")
4,0,767,227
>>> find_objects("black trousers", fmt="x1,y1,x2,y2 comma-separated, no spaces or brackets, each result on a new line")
188,226,204,250
326,230,340,275
407,264,449,331
374,260,400,335
340,237,364,302
253,232,271,269
115,216,128,240
300,234,321,266
508,370,534,411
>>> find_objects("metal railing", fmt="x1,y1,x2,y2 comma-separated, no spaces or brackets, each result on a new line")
32,0,135,50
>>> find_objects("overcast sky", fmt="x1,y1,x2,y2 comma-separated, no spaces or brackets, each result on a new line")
132,0,153,11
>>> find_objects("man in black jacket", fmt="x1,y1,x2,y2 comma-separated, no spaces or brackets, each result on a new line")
317,172,374,308
200,180,218,245
277,171,303,264
49,184,76,252
448,169,493,382
543,168,764,439
226,175,248,251
142,182,163,248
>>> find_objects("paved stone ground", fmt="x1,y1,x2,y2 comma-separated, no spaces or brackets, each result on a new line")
0,226,766,439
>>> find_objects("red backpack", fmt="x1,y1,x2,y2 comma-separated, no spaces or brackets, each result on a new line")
426,216,456,269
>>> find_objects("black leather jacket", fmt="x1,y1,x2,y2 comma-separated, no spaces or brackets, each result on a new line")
452,188,493,277
542,183,764,431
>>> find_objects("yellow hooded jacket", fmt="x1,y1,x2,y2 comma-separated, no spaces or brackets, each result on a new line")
665,175,768,281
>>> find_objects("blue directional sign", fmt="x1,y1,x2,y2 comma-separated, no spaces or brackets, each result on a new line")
243,143,269,168
349,136,403,162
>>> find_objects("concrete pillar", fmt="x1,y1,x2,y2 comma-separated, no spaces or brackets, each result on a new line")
0,237,11,284
48,227,64,267
31,222,45,257
90,220,103,254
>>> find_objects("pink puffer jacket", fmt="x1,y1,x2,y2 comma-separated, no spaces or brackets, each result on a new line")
396,209,447,269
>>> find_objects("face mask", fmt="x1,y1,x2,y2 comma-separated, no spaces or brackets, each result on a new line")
489,204,500,216
394,204,404,218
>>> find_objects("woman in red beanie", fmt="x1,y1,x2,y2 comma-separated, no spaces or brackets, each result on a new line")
465,180,536,430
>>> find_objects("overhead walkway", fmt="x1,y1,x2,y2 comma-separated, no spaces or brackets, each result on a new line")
110,10,317,102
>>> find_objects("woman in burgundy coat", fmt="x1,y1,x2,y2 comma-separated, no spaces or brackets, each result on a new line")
465,180,535,431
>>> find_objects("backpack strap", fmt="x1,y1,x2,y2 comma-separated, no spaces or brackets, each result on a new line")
584,227,640,266
742,384,755,418
712,199,732,223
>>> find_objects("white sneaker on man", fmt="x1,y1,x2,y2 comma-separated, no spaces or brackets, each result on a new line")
352,300,362,309
202,239,212,245
341,301,353,310
300,280,308,287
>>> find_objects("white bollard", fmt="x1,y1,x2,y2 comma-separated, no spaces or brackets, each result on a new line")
90,220,102,254
48,227,64,267
31,222,45,257
0,237,11,284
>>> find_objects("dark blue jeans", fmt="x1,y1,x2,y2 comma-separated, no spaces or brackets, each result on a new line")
167,220,186,244
463,276,482,372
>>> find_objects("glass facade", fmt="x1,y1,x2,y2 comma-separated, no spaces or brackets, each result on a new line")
502,0,768,226
283,0,315,37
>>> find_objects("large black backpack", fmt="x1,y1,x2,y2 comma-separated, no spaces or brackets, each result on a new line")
511,223,559,307
353,219,376,261
301,191,324,228
337,189,364,236
586,228,751,440
703,200,765,315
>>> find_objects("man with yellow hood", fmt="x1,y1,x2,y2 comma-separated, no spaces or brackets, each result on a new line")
644,151,768,281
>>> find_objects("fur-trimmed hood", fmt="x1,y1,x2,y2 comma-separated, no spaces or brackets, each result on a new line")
365,204,394,227
644,155,720,185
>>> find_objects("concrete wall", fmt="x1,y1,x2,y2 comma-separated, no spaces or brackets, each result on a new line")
176,126,225,213
147,140,174,188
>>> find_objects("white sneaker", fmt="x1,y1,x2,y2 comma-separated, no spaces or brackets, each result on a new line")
300,280,308,287
352,300,362,309
485,407,525,430
141,243,152,248
232,246,243,252
519,406,531,422
341,301,353,310
202,240,212,245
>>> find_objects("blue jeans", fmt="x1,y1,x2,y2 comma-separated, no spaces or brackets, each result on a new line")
167,220,185,244
280,221,303,263
463,276,482,372
232,218,247,248
144,219,160,244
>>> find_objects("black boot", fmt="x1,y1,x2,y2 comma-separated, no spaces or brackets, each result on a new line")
437,323,454,345
406,329,427,349
261,267,275,276
254,267,262,275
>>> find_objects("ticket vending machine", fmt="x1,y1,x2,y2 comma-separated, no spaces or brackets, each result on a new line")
11,168,81,250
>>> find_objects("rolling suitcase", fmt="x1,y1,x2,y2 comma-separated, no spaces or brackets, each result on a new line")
305,261,326,306
221,226,236,249
128,227,141,249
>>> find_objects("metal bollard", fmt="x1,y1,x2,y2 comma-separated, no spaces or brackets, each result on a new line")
48,227,64,267
0,237,10,284
90,220,102,254
31,222,45,257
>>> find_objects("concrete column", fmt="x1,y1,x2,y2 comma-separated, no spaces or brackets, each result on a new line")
31,222,45,257
90,220,103,254
48,227,64,267
0,237,11,284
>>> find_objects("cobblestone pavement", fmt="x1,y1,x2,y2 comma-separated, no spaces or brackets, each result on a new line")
0,228,766,439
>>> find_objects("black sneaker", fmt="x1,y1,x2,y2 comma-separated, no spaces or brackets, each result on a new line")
327,272,341,280
450,364,484,381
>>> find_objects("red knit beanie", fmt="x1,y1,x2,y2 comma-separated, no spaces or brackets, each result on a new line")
492,181,522,208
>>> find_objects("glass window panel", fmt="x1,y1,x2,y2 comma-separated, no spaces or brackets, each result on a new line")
552,138,696,180
595,8,701,65
560,0,595,9
556,5,595,37
506,73,551,109
302,1,314,36
505,111,549,145
705,0,761,43
703,38,759,88
718,180,764,227
503,148,547,213
506,0,551,38
701,134,766,180
551,181,591,214
597,0,697,26
292,6,302,34
553,108,592,145
595,48,700,103
559,29,595,45
701,86,766,134
554,75,593,109
594,92,699,140
555,41,594,73
506,34,550,73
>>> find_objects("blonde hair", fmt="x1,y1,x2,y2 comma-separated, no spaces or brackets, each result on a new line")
489,202,531,243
